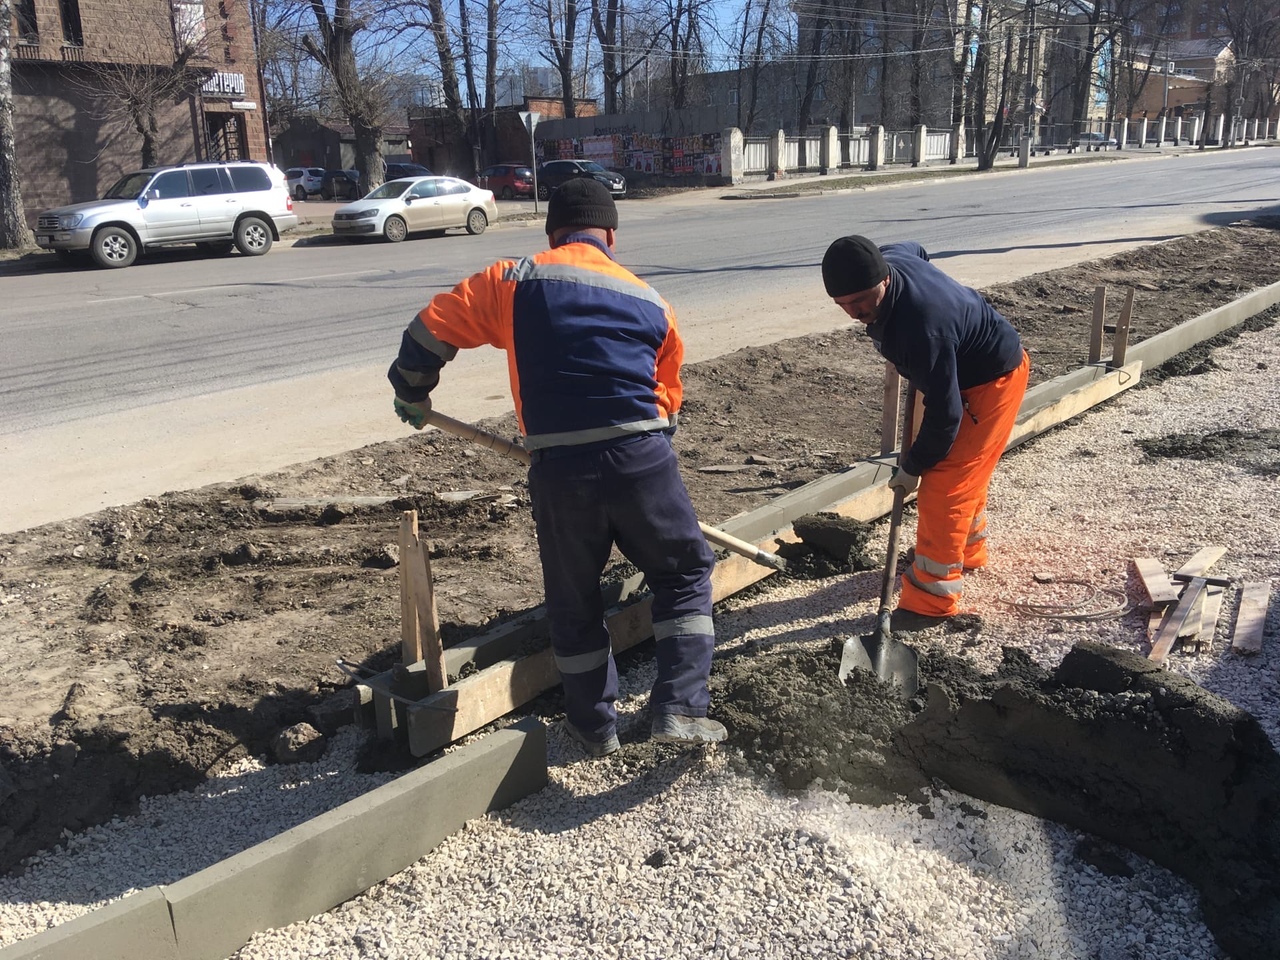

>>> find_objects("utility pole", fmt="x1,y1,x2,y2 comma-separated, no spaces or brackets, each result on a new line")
1023,0,1038,143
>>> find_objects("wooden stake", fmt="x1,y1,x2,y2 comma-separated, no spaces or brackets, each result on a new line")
1111,288,1135,368
399,512,421,666
881,363,901,457
1232,581,1271,655
399,511,448,692
409,550,446,691
1089,285,1106,365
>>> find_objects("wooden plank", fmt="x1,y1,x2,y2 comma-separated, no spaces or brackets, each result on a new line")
1089,285,1106,365
405,535,448,692
1005,361,1142,449
1174,546,1227,580
399,512,422,667
1232,581,1271,655
1148,605,1173,641
908,387,924,445
1193,586,1224,652
881,363,900,456
1149,577,1207,664
1133,557,1181,607
1176,585,1207,644
1111,288,1135,368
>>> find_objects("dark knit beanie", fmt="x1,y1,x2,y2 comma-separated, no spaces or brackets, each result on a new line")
822,235,889,297
545,178,619,236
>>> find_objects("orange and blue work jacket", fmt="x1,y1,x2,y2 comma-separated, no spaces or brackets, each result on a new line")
389,233,684,451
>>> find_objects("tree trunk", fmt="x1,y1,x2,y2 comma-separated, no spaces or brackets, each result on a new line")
0,0,33,249
978,27,1013,170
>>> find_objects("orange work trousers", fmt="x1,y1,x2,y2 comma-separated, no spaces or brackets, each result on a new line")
899,350,1030,618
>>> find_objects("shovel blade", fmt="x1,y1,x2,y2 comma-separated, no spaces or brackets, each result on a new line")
838,635,874,681
839,632,920,699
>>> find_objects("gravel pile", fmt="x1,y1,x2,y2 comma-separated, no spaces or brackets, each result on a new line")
5,319,1279,959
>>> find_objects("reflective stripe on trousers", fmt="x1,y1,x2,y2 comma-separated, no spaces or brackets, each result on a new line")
900,351,1030,617
529,433,715,740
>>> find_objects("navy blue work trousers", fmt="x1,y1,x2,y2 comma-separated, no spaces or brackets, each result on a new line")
528,432,716,743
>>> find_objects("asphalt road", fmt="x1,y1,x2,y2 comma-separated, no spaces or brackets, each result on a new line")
3,147,1278,531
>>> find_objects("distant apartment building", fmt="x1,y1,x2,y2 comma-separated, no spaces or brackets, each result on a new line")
8,0,270,219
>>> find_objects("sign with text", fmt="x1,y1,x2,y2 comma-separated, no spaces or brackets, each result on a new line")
202,72,247,98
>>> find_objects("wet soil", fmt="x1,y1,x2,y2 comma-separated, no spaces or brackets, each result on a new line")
711,640,1280,960
3,220,1280,896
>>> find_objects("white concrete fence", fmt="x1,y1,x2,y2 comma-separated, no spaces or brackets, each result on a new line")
725,116,1277,183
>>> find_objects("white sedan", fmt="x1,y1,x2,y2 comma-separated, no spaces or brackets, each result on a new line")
331,176,498,242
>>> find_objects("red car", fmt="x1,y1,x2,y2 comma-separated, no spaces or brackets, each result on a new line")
477,163,534,200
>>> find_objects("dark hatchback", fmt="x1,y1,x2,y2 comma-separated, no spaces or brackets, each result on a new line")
320,169,361,200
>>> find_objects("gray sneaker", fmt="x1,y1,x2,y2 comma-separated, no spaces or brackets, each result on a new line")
563,721,620,758
651,713,727,743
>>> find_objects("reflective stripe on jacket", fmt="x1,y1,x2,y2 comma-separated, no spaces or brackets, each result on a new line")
389,233,683,451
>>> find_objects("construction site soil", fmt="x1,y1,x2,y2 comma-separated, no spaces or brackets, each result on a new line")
4,221,1280,954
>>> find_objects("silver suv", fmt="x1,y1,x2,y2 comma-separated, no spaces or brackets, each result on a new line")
34,161,300,269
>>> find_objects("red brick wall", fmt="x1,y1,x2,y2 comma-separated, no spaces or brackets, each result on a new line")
10,0,271,223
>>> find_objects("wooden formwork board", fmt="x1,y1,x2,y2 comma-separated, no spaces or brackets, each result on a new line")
1133,558,1181,607
1232,581,1272,655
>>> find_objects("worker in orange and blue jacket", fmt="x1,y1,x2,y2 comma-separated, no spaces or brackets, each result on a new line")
822,235,1030,620
389,178,727,757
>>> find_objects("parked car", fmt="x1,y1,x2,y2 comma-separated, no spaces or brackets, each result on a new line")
320,169,362,201
1070,132,1117,149
331,176,497,243
284,166,325,200
34,161,299,269
384,161,435,180
536,159,626,200
477,162,534,200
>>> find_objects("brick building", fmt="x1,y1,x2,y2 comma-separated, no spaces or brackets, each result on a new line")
8,0,270,221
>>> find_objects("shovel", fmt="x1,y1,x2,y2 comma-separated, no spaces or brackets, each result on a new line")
838,393,920,698
419,409,787,573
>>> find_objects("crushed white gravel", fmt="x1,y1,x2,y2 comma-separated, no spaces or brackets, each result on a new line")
5,322,1279,959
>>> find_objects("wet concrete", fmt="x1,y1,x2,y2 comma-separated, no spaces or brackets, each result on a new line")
1138,427,1280,475
713,640,1280,960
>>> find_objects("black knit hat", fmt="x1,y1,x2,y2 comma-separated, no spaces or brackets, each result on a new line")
822,235,889,297
545,178,619,236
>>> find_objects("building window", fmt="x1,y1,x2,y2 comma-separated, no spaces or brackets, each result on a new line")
729,89,739,105
60,0,83,45
172,0,207,52
813,84,825,102
15,0,39,42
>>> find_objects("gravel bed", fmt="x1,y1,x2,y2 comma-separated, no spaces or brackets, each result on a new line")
5,323,1279,959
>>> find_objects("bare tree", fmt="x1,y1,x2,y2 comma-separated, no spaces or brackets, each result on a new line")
1214,0,1280,145
591,0,663,114
1,0,32,248
535,0,581,117
298,1,395,190
732,0,777,133
67,6,213,168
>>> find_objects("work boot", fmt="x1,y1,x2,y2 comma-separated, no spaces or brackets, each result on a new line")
563,721,620,758
651,713,728,744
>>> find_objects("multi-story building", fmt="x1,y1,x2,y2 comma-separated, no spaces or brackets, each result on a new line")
8,0,270,220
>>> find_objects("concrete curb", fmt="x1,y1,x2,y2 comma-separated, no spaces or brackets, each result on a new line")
0,717,547,960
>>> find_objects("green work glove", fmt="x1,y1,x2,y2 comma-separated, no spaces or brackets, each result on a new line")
888,468,919,496
394,396,431,430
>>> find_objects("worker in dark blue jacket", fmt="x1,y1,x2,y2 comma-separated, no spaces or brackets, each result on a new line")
822,236,1030,618
390,179,727,756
